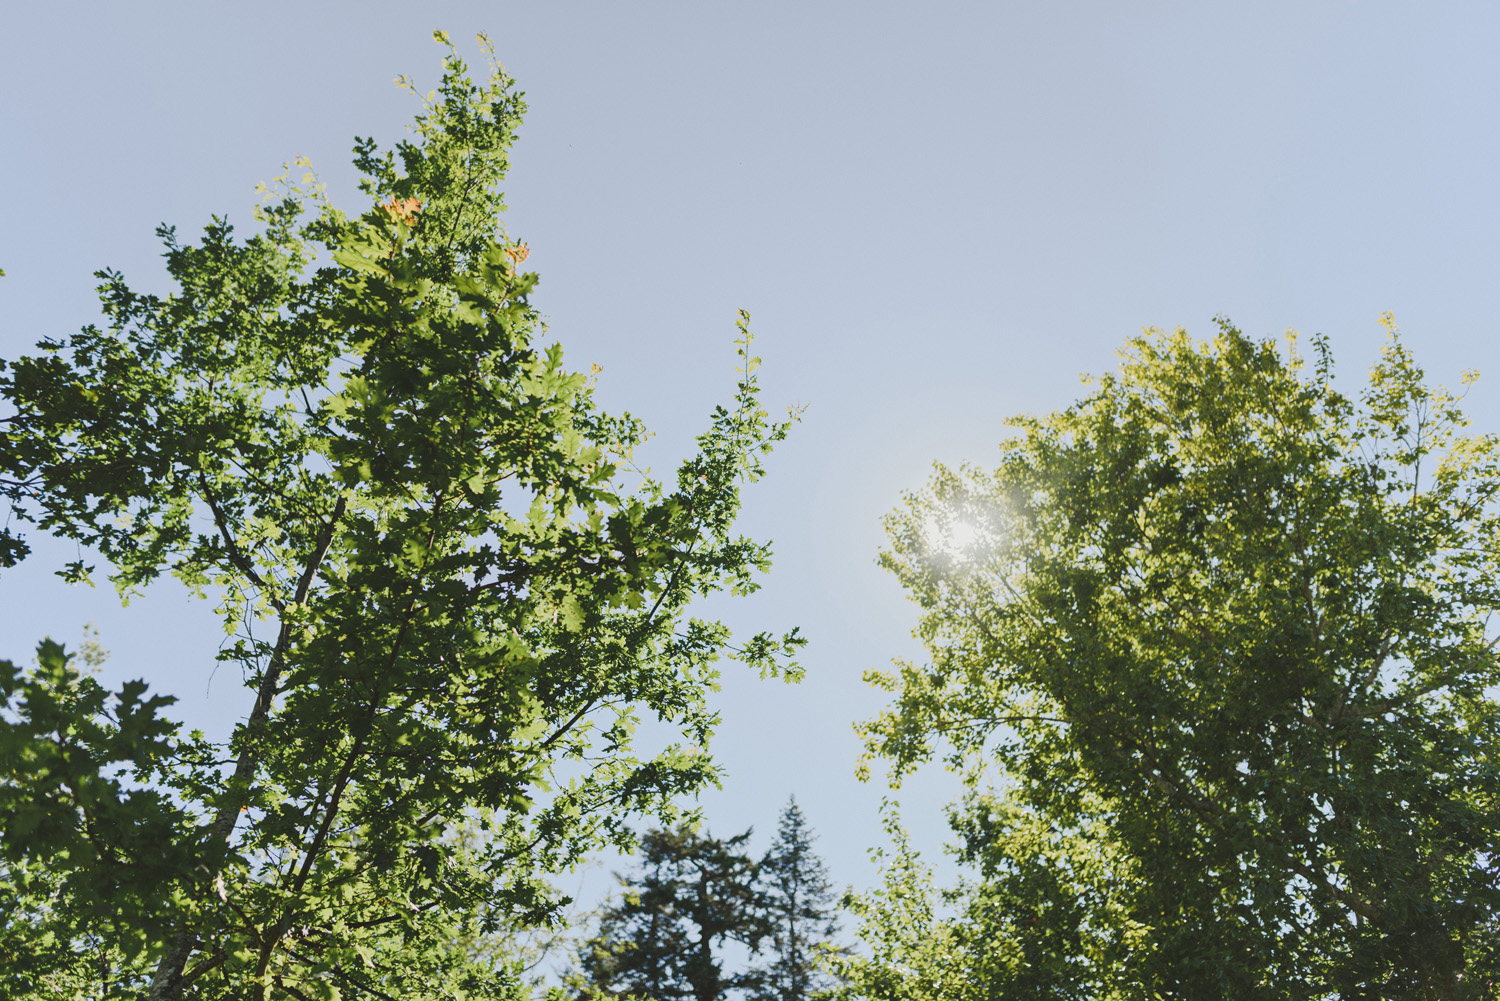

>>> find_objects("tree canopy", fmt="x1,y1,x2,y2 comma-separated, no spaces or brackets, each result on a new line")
0,34,799,1001
852,319,1500,998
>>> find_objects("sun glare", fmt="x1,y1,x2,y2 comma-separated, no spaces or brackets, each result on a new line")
922,513,989,562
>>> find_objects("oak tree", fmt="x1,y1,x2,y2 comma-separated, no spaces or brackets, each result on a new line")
0,34,799,1001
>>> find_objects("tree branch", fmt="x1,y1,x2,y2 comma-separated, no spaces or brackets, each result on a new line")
149,495,347,1001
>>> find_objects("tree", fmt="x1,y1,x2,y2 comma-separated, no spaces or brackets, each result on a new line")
751,798,839,1001
0,33,801,1001
577,800,840,1001
578,826,767,1001
855,319,1500,998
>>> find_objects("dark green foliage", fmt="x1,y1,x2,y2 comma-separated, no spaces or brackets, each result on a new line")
0,641,216,999
0,33,799,1000
846,321,1500,999
578,801,841,1001
579,826,767,1001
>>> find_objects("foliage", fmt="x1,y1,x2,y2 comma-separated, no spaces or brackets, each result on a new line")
824,807,985,1001
856,319,1500,998
0,34,799,1001
577,826,767,1001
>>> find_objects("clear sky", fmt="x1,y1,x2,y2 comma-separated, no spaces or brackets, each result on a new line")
6,1,1500,922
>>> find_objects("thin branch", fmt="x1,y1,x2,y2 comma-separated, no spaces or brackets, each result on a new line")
196,470,279,611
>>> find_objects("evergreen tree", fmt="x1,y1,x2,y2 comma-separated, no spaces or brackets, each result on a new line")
751,799,840,1001
580,826,767,1001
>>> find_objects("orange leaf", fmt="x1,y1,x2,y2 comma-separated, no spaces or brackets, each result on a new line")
381,195,423,226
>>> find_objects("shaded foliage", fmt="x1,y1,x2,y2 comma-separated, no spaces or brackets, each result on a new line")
579,826,767,1001
578,800,840,1001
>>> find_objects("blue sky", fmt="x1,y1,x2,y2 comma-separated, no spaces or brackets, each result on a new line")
6,1,1500,917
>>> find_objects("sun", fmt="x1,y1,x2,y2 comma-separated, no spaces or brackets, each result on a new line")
922,512,989,562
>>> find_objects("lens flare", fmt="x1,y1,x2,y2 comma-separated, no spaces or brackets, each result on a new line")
922,513,988,561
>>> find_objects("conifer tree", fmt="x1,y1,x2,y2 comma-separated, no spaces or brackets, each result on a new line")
751,799,840,1001
579,827,767,1001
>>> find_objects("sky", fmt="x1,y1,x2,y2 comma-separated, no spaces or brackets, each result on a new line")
6,0,1500,930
